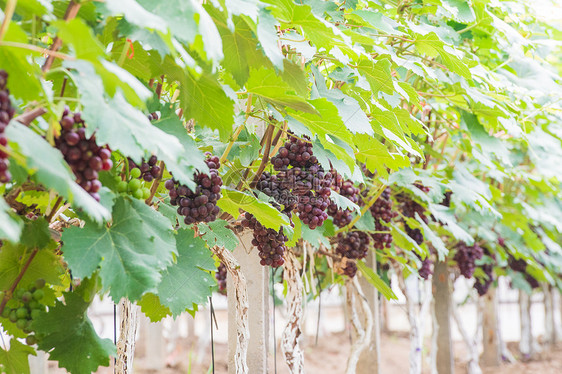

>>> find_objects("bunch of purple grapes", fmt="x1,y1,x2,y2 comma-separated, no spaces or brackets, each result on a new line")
241,212,287,267
440,191,452,207
215,263,227,295
0,70,15,183
335,231,371,260
507,255,539,289
474,262,494,296
270,132,332,229
256,171,297,212
418,257,433,280
370,187,398,249
128,156,161,182
165,153,222,224
401,185,429,245
271,133,317,169
327,179,360,228
342,260,358,278
454,241,484,278
55,109,112,201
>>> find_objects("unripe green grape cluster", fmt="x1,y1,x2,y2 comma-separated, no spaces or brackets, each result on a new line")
115,165,152,200
0,278,46,345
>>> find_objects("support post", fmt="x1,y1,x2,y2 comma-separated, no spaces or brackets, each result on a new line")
357,251,381,374
227,230,269,374
431,261,454,374
481,288,501,366
116,299,140,374
543,284,555,347
519,290,532,359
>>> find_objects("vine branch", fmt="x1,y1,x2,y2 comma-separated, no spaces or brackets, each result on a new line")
0,248,39,315
41,0,81,72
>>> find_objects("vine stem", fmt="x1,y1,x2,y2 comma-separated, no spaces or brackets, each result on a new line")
41,0,81,72
46,196,63,222
0,0,17,42
220,94,253,164
145,161,165,206
0,248,39,315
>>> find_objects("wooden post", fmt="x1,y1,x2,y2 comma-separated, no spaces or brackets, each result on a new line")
431,261,454,374
543,284,555,347
116,299,140,374
519,290,532,358
227,230,269,374
357,251,381,374
481,288,501,366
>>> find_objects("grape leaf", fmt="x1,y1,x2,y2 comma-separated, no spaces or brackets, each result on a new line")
6,122,111,223
65,60,203,189
217,188,290,230
257,8,285,69
355,58,394,95
61,196,176,301
0,199,22,242
330,190,360,214
246,67,316,114
34,291,116,374
138,293,172,322
356,260,397,300
20,217,52,249
0,242,64,291
156,229,215,316
167,59,235,141
198,220,238,251
0,339,35,374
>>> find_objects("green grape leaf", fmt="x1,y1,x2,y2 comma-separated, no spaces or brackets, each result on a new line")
0,242,64,291
156,229,215,316
167,60,235,141
355,58,394,95
138,292,172,322
287,98,352,143
0,199,22,242
330,191,360,214
415,213,448,260
217,188,290,230
20,217,52,249
51,19,105,61
355,210,376,232
356,260,397,300
34,292,116,374
246,67,316,114
66,60,203,189
257,8,285,69
198,220,238,251
61,196,176,301
0,23,42,101
6,122,111,223
0,339,35,374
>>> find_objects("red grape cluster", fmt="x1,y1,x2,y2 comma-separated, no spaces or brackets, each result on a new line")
271,133,317,169
454,242,484,278
165,153,222,224
335,231,371,260
418,257,433,280
215,263,227,295
370,187,397,249
328,179,360,228
55,109,112,201
0,70,15,183
342,259,358,278
440,191,452,207
507,255,539,289
128,156,161,182
241,212,287,267
256,171,298,212
474,263,494,296
401,186,429,245
269,132,333,229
